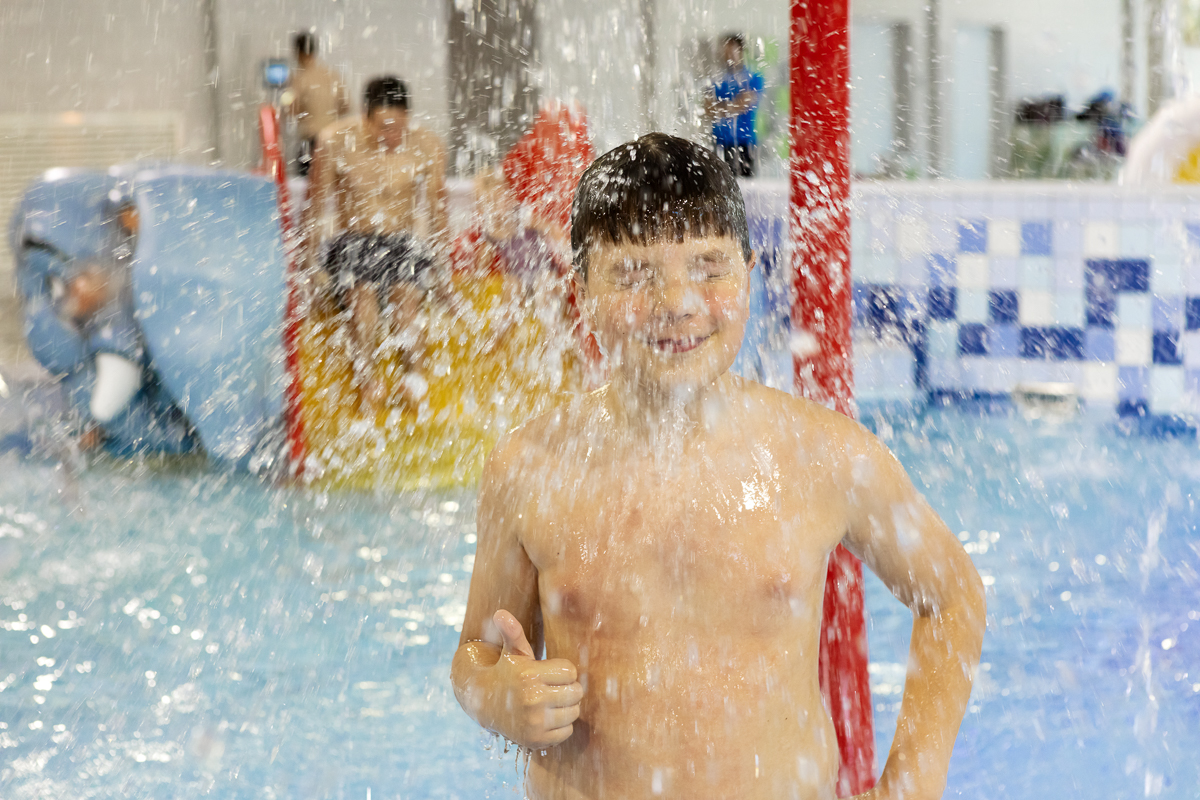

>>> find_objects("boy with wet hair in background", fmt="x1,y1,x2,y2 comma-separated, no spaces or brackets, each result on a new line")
451,133,985,800
303,75,448,410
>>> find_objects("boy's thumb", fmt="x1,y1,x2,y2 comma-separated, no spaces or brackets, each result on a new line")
493,609,534,659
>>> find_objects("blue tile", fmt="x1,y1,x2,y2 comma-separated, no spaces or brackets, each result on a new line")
1118,399,1149,418
1118,366,1149,400
1085,328,1115,361
1186,297,1200,330
1020,326,1085,360
959,220,988,254
958,323,990,356
989,290,1019,324
1113,258,1151,292
1086,284,1116,328
1021,221,1053,256
927,287,957,320
865,286,923,346
867,286,906,326
1087,258,1151,293
1153,296,1183,331
990,324,1020,357
1153,330,1183,365
852,284,871,324
927,254,956,286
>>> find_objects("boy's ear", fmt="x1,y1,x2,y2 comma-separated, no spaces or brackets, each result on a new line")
747,250,758,273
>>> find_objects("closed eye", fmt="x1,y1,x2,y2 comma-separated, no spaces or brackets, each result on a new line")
689,254,732,281
613,260,651,287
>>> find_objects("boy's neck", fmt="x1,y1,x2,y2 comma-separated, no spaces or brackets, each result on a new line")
602,373,738,450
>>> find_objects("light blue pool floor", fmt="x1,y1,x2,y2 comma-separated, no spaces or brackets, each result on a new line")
1,402,1198,799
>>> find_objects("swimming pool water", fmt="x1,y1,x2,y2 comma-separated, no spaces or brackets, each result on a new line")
1,402,1198,799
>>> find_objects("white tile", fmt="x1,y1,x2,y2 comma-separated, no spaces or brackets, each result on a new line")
1020,291,1055,326
1084,221,1119,257
1151,367,1187,414
1019,256,1054,290
1080,363,1118,400
1184,331,1200,367
988,219,1021,257
896,215,929,259
1115,328,1152,365
961,357,1014,393
957,254,990,289
1054,292,1086,326
926,358,960,388
855,253,897,283
958,290,989,322
1152,261,1184,295
926,320,959,358
1117,294,1152,328
1186,261,1200,294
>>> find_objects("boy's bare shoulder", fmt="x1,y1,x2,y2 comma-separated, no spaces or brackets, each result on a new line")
733,377,865,441
481,392,598,487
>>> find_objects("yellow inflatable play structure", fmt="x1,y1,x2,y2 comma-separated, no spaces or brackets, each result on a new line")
261,102,595,491
291,273,579,491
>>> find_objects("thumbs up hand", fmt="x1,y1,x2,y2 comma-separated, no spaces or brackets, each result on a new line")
490,609,583,749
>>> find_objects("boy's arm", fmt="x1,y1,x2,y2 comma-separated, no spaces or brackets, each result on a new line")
837,423,986,800
450,437,583,749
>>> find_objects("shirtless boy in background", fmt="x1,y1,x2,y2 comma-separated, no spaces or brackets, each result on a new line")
304,76,448,409
451,134,985,800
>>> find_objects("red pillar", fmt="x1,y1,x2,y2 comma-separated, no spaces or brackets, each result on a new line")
789,2,875,795
258,105,308,477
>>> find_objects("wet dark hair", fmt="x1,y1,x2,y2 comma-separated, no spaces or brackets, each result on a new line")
570,132,750,279
722,33,746,50
364,76,409,115
294,32,317,58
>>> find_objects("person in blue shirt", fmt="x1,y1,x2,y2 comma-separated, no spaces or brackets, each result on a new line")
705,33,763,177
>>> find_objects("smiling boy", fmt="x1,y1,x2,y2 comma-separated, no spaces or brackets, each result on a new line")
451,133,985,800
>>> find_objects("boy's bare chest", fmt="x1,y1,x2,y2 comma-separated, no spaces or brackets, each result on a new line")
524,465,843,633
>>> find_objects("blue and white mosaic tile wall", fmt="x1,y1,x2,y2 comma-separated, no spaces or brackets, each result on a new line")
740,182,1200,417
851,184,1200,416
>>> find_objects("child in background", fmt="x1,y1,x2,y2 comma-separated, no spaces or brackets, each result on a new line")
451,133,985,800
453,165,570,336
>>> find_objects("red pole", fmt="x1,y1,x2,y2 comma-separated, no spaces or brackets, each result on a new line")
790,1,875,796
258,104,308,478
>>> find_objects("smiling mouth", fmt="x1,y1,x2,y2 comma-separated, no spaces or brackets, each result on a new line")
650,334,710,354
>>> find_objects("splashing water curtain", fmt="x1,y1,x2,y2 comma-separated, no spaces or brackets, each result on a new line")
791,1,875,795
258,105,308,478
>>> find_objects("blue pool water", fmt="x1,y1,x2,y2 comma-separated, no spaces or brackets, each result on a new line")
1,392,1199,798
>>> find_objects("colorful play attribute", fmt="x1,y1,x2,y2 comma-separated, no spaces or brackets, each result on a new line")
791,0,875,794
279,102,593,490
10,104,594,489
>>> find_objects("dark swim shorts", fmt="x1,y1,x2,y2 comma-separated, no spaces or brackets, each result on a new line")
322,232,436,300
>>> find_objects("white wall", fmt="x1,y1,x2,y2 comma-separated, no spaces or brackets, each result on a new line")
0,0,1178,172
0,0,215,159
212,0,448,168
0,0,449,168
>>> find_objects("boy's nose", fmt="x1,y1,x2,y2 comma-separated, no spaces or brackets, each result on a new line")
654,271,704,319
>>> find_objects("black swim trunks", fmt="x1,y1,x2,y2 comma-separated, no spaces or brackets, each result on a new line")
322,232,436,300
